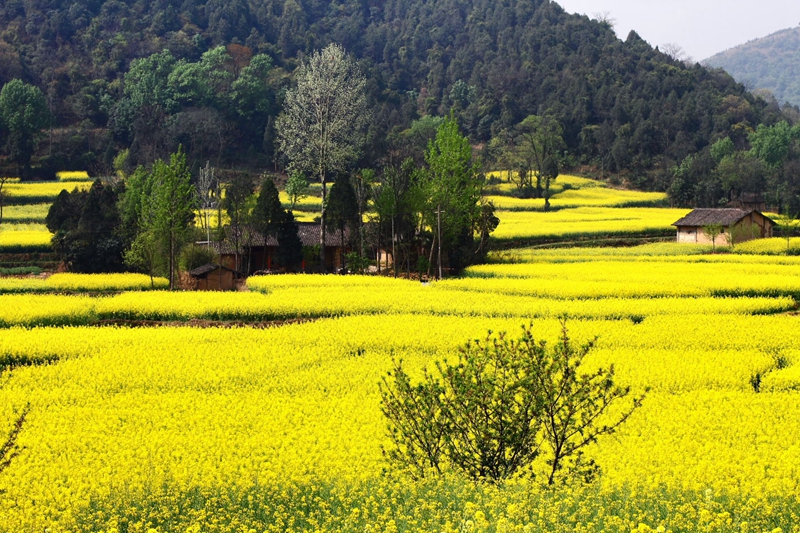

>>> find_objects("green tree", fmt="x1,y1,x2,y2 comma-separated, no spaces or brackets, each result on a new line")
47,181,124,273
374,159,422,277
325,176,359,264
276,43,370,271
749,121,796,169
380,322,644,484
117,50,178,164
702,223,724,252
284,171,310,210
0,79,50,179
351,168,376,259
251,176,284,270
145,148,196,289
230,54,274,123
223,173,254,273
125,229,161,287
423,114,484,278
515,115,564,210
276,210,303,271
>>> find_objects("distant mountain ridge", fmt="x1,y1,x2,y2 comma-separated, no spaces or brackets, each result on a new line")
704,26,800,107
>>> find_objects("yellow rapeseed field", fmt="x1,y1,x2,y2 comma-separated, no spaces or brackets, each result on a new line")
491,207,688,242
0,273,168,294
0,223,52,251
0,203,51,223
0,289,792,327
3,181,91,202
56,171,91,182
1,244,800,531
2,313,800,531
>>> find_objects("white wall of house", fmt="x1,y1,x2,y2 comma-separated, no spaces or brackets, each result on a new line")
676,215,774,245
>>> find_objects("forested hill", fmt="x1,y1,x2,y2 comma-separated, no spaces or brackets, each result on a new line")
704,27,800,108
0,0,797,209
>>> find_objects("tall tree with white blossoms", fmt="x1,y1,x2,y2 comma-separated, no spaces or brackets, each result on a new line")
276,43,369,271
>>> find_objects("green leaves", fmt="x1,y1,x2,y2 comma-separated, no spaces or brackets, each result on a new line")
0,79,50,172
380,322,644,484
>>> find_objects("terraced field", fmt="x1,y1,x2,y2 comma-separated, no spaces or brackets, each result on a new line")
1,241,799,532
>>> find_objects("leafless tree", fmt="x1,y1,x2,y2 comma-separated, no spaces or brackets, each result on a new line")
661,43,694,66
592,11,616,29
196,161,218,245
275,43,370,271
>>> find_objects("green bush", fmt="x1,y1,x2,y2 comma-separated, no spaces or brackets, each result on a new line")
380,322,644,484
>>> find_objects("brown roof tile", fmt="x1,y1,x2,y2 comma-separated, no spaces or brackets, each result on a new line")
672,208,756,227
207,223,351,254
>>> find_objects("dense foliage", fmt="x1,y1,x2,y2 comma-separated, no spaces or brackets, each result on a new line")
46,180,125,272
1,0,797,205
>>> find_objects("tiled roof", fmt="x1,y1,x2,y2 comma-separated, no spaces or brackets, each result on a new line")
207,223,351,254
188,263,235,277
672,209,755,227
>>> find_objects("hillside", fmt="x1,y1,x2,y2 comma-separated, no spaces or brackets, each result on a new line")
0,0,796,211
704,26,800,107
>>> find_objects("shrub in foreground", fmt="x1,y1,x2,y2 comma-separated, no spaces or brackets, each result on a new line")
380,322,644,484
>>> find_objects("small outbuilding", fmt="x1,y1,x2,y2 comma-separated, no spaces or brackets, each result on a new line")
672,208,775,245
187,264,237,291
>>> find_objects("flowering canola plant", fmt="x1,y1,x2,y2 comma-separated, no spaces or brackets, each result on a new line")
0,223,52,251
491,207,687,242
1,314,800,531
3,181,91,203
0,273,167,294
1,244,800,531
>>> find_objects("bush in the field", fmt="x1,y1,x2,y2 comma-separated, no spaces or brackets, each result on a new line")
380,322,644,484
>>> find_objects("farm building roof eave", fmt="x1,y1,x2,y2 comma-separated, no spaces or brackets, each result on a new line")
188,263,237,277
671,208,774,228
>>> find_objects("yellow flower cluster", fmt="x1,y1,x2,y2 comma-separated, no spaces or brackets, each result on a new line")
1,313,800,531
0,273,167,294
56,171,91,182
1,244,800,531
492,207,687,241
0,223,52,251
3,181,91,202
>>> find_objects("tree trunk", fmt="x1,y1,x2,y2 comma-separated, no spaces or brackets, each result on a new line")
392,216,397,278
427,231,436,279
340,223,345,272
377,217,381,274
169,234,175,290
320,171,327,273
437,204,443,280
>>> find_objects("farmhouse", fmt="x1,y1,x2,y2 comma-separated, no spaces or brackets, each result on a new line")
215,222,352,275
672,208,775,245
